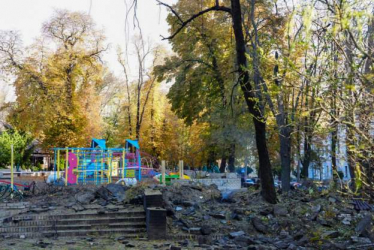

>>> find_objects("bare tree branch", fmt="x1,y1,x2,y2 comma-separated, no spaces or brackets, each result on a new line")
158,1,231,40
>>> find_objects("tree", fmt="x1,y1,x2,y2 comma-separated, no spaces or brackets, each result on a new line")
0,10,107,149
155,0,277,203
154,2,246,173
0,129,33,168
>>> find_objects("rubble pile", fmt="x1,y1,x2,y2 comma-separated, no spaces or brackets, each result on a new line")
0,183,146,222
1,181,374,249
156,182,374,250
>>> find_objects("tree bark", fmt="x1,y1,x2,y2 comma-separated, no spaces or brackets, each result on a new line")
274,51,292,192
220,156,227,173
228,143,235,173
230,0,276,203
279,128,291,191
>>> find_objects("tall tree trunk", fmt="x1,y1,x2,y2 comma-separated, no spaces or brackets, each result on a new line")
150,95,156,155
331,123,338,180
301,132,312,178
296,124,301,181
228,143,235,173
279,128,291,191
207,149,216,169
331,42,340,183
274,51,292,191
230,0,276,203
220,156,227,173
345,33,356,191
346,120,356,191
330,90,339,182
65,62,75,111
136,86,141,140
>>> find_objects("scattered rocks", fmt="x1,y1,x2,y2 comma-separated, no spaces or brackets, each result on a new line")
200,225,212,235
71,203,85,212
273,240,290,249
273,205,288,217
1,179,372,250
233,235,256,247
30,207,49,213
355,214,372,235
33,240,50,248
322,230,340,239
170,246,181,250
338,213,352,225
260,207,273,216
312,204,322,213
229,231,245,238
75,191,95,204
106,183,126,202
351,236,372,244
209,213,226,219
252,217,268,234
95,186,111,201
328,197,337,203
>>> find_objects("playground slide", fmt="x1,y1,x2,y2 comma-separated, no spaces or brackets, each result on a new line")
84,161,107,177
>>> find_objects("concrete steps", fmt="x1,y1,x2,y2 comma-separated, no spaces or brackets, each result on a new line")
6,216,145,227
0,208,146,238
2,229,144,238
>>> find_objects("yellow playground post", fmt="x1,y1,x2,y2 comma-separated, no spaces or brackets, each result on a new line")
107,153,111,183
122,150,125,179
11,144,14,191
65,148,68,186
57,150,60,178
101,151,104,184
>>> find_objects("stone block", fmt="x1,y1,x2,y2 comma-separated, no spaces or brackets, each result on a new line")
146,207,166,240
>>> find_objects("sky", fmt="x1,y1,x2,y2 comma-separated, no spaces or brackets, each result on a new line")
0,0,176,101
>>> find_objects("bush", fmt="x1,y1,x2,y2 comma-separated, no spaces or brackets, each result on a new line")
0,129,34,168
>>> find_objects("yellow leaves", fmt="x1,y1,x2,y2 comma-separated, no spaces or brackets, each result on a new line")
314,97,323,103
302,5,314,43
345,84,356,91
300,111,310,117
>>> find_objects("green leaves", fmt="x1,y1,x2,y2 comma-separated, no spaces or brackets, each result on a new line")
0,129,33,168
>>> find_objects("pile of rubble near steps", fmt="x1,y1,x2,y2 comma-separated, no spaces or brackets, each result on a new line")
0,207,146,239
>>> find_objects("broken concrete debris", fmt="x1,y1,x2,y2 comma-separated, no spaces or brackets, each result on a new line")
0,181,373,249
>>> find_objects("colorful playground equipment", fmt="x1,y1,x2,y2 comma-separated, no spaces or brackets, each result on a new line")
52,138,153,185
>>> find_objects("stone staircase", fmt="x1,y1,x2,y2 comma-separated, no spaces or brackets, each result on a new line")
0,207,146,238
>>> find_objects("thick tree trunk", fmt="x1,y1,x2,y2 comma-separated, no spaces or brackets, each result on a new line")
220,156,227,173
207,149,216,169
301,133,312,178
228,143,235,173
253,118,276,203
230,0,276,203
274,51,292,192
